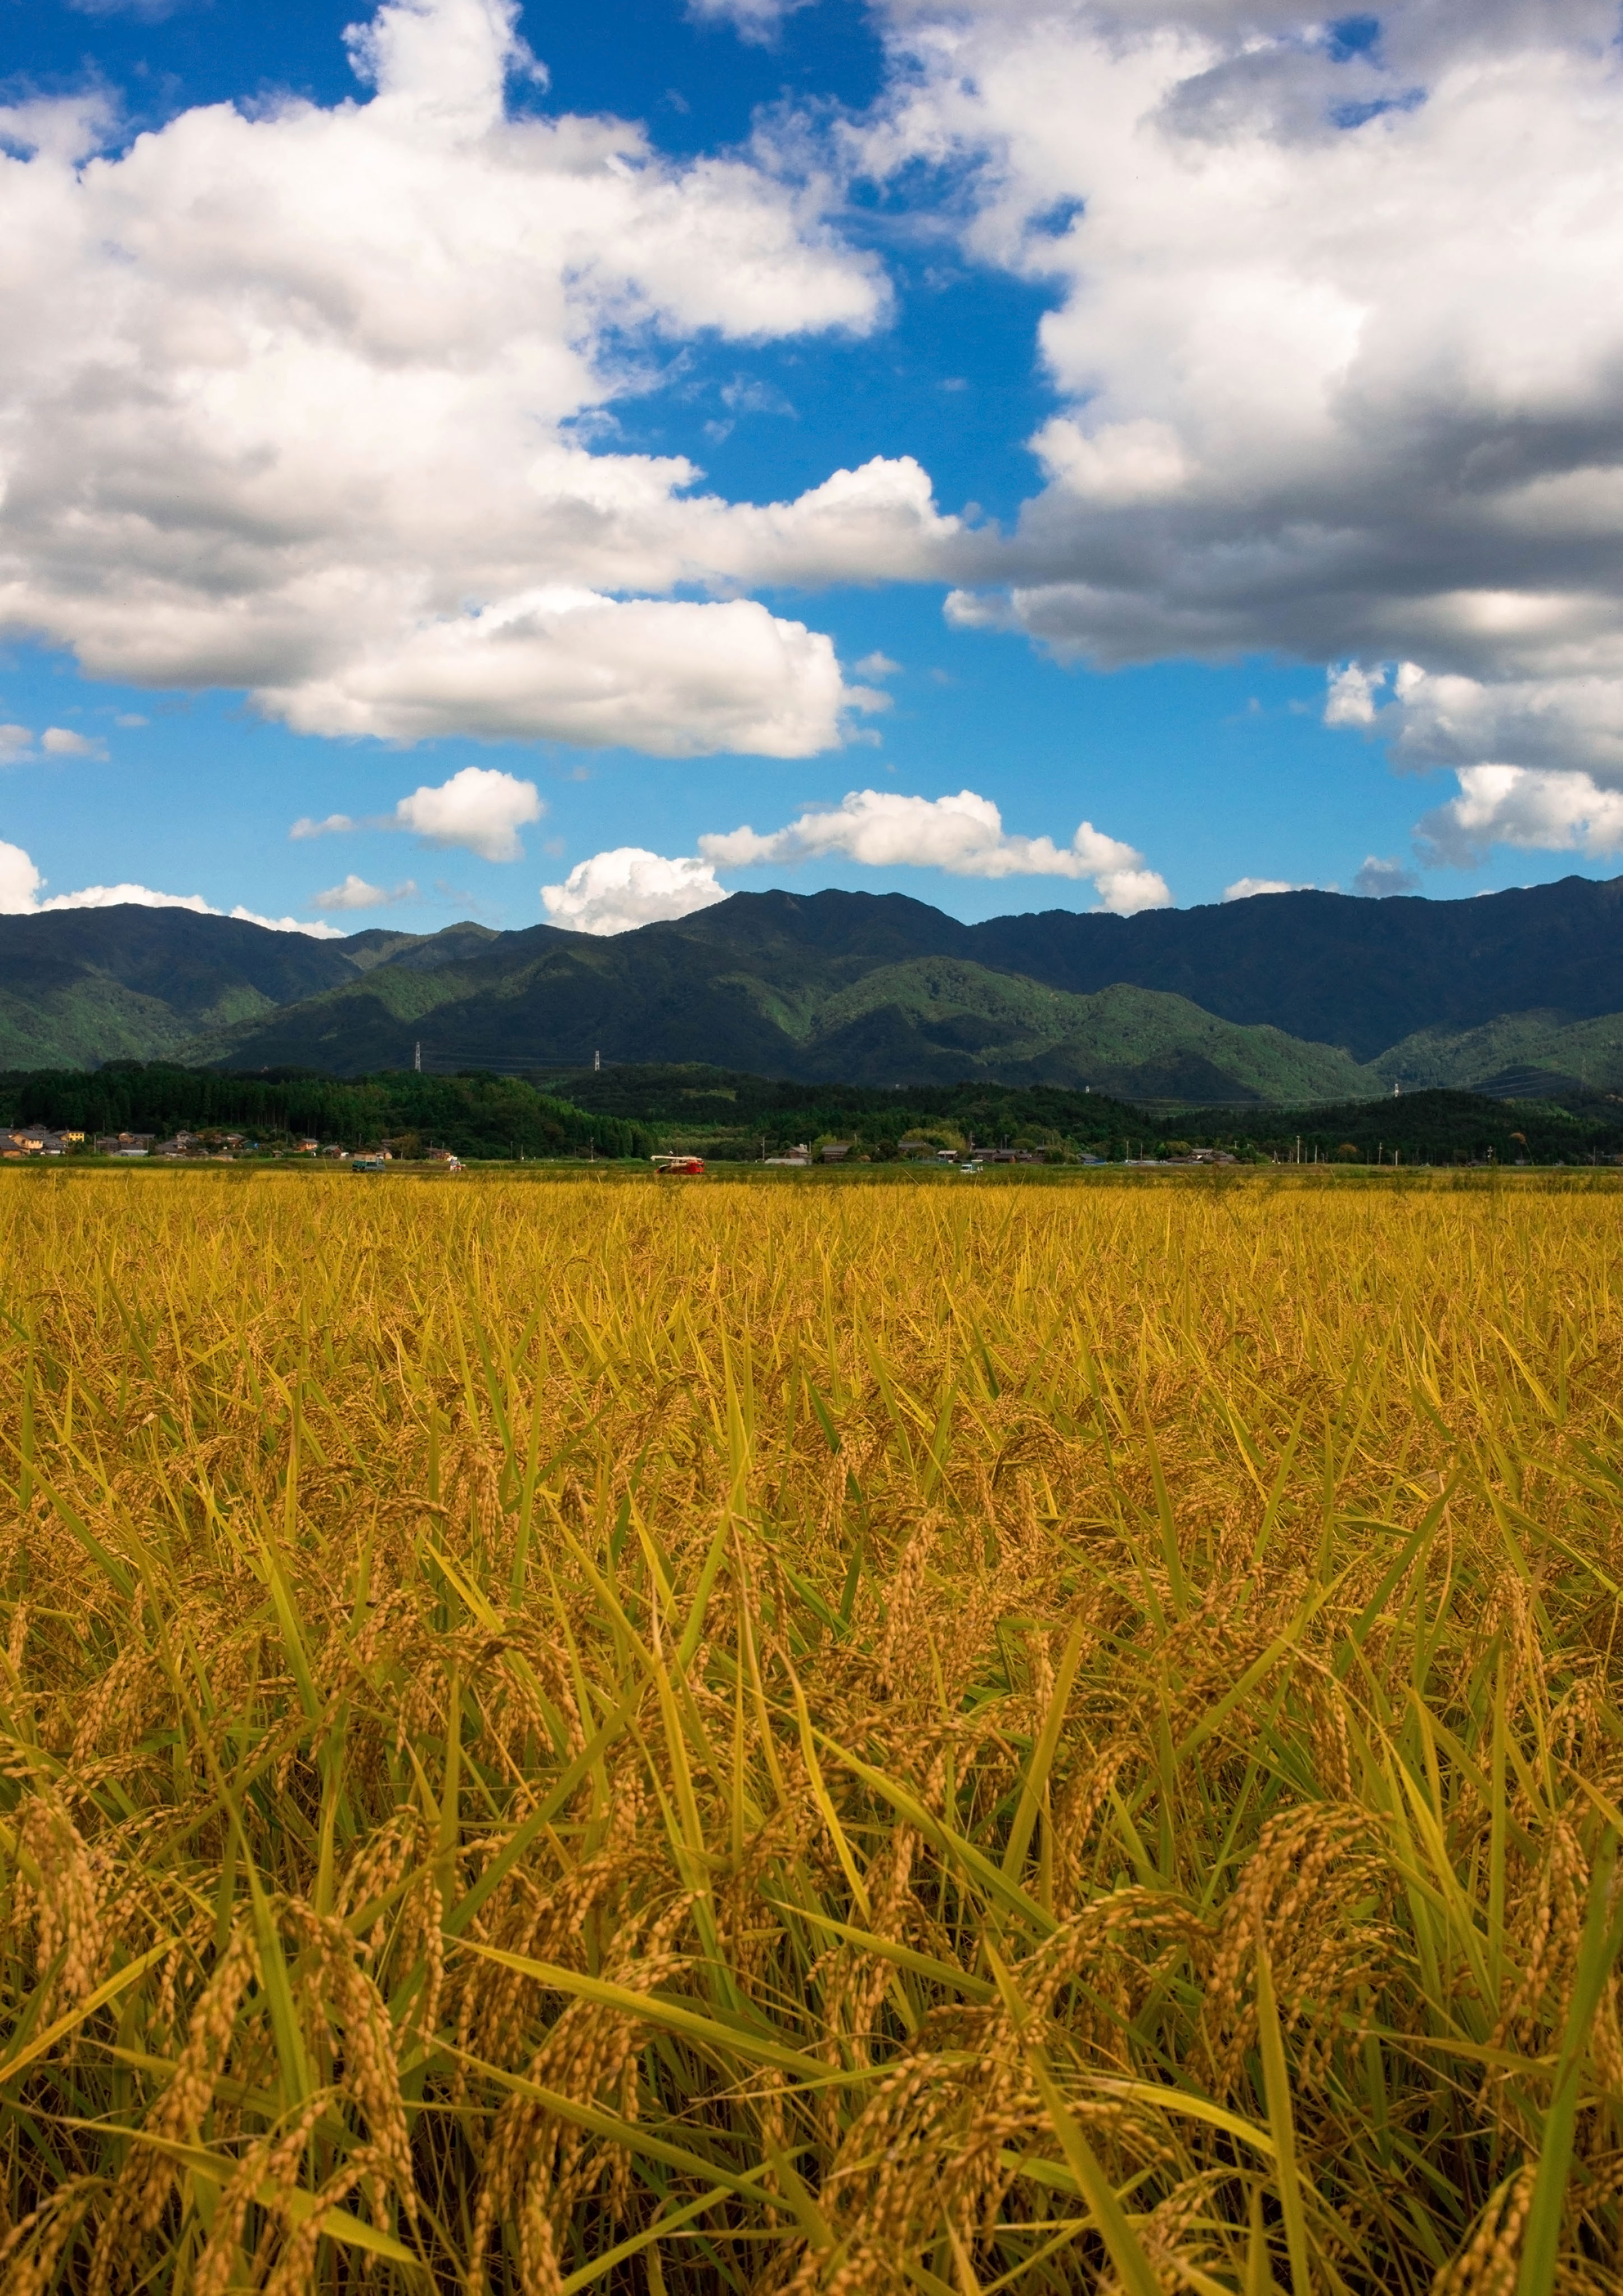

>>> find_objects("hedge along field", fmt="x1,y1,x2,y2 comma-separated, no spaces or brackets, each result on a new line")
3,1170,1623,2295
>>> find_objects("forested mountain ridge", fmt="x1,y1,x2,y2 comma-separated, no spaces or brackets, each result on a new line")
2,874,1620,1101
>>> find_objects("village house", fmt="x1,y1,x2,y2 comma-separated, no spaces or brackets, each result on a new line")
0,1127,70,1157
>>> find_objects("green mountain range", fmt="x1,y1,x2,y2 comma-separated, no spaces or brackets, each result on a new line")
4,876,1623,1105
176,931,1376,1101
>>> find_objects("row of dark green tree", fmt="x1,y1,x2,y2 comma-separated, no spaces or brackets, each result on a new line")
3,1062,1621,1167
0,1065,656,1161
545,1066,1623,1166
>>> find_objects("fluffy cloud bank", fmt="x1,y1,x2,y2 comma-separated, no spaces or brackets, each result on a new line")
275,596,882,757
541,849,727,935
1414,767,1623,868
311,875,418,912
857,0,1623,863
0,0,954,757
1223,878,1306,902
0,843,42,914
541,787,1169,933
393,767,540,862
701,788,1171,911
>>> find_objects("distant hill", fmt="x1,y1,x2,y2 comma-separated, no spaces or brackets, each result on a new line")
0,908,358,1069
185,924,1376,1101
1373,1007,1623,1098
964,876,1623,1061
3,872,1623,1101
788,964,1375,1100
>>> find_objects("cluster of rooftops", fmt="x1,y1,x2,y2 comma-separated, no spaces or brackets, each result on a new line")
0,1128,462,1163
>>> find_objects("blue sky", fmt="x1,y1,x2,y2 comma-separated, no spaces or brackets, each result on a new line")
3,0,1622,938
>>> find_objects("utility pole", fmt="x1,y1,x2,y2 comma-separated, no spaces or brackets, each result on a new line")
414,1041,421,1073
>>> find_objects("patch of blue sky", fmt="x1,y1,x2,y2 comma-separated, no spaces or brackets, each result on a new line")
1326,14,1382,61
16,0,887,153
0,619,1588,936
607,261,1064,527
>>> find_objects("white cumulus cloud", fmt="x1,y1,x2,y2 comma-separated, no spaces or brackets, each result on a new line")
0,0,954,757
1223,877,1308,901
1381,665,1623,783
0,840,44,913
0,722,110,763
280,592,879,756
1415,766,1623,868
541,848,727,935
310,873,418,912
699,787,1172,911
1353,856,1421,898
228,906,348,937
393,766,541,862
290,814,359,841
38,883,218,916
1324,667,1387,731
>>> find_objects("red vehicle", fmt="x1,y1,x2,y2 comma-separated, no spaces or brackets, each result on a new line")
652,1153,706,1177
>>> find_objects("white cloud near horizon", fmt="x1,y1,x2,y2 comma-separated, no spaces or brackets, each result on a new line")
700,788,1172,912
310,873,419,912
0,0,956,758
0,841,345,933
0,841,43,913
1353,856,1422,898
1223,877,1307,901
540,785,1171,933
541,848,728,935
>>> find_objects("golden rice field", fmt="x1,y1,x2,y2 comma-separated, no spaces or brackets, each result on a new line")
4,1166,1623,2296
